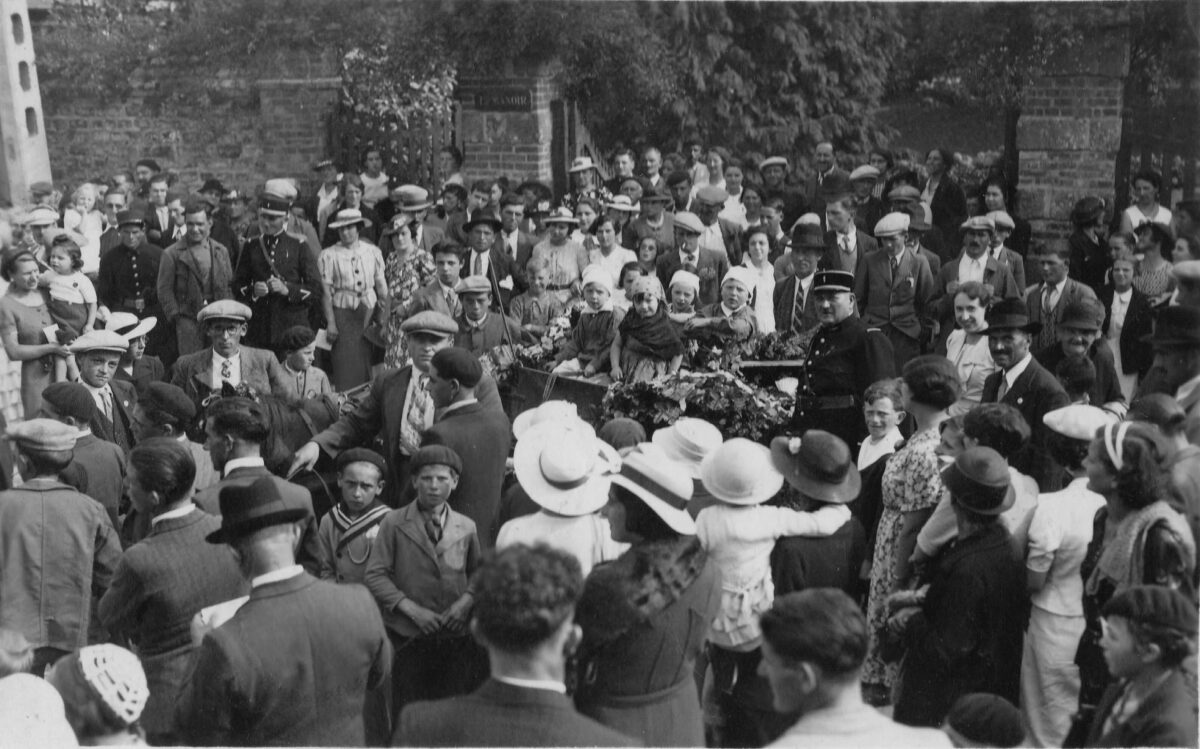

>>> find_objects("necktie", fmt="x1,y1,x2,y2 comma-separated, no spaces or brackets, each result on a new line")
425,510,443,544
890,254,900,278
220,359,232,381
100,389,113,420
840,235,850,253
445,290,460,317
792,283,806,334
1043,285,1056,315
399,375,431,455
997,378,1009,401
473,252,483,276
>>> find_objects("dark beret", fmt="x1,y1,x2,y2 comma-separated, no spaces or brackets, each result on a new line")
42,382,97,423
1103,584,1199,634
431,347,482,388
141,382,197,422
278,325,316,352
336,447,387,476
946,694,1025,748
598,418,646,451
410,444,463,475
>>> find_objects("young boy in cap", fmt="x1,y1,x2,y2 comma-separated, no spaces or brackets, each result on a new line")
364,444,484,711
0,419,120,675
453,275,527,357
316,448,390,586
277,325,332,401
70,329,138,453
40,381,126,530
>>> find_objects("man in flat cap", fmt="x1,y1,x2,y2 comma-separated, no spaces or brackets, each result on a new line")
0,419,120,676
795,270,896,451
624,183,676,255
177,475,391,746
655,211,730,307
97,209,170,362
760,156,808,230
694,184,744,266
929,216,1022,351
454,275,527,357
40,381,126,530
71,330,139,452
157,198,235,357
856,212,935,369
169,300,289,412
233,182,321,350
290,310,503,508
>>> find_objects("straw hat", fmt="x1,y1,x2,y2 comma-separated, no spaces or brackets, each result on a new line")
514,421,621,517
700,438,785,506
651,418,723,479
609,442,695,534
512,400,581,441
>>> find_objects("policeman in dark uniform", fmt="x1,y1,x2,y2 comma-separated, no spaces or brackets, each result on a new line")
95,210,172,363
233,182,322,351
794,269,896,451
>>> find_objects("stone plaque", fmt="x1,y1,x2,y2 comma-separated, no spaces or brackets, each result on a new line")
474,88,533,112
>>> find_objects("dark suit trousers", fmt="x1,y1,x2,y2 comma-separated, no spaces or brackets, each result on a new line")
387,632,486,720
882,325,921,372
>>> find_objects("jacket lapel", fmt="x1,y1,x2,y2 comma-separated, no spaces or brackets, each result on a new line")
397,503,440,562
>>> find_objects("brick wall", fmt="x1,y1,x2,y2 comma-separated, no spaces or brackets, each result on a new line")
1017,25,1129,242
457,60,560,185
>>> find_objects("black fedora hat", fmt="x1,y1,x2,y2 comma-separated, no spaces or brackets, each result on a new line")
790,223,827,253
206,475,313,544
942,447,1014,515
769,431,861,504
462,213,502,234
986,298,1042,335
1143,305,1200,349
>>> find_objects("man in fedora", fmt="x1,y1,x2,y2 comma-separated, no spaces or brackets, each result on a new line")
156,198,235,357
0,419,121,676
710,431,868,747
857,212,936,370
395,544,635,747
381,184,445,254
233,181,320,350
71,330,139,452
177,474,392,746
655,211,730,307
97,209,170,361
1033,298,1127,417
758,589,951,747
169,300,289,413
773,224,826,340
289,311,503,507
624,182,677,253
890,447,1026,728
981,298,1070,489
461,212,515,310
454,276,527,357
1146,305,1200,442
795,269,895,451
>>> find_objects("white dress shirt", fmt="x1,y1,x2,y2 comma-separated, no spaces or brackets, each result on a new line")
958,254,986,284
222,456,265,477
212,350,242,387
1000,352,1034,398
250,564,304,590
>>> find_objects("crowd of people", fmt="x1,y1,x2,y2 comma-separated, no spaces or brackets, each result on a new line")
0,139,1197,748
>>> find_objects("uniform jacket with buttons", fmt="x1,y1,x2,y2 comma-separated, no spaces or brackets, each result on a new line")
364,502,480,638
233,231,322,349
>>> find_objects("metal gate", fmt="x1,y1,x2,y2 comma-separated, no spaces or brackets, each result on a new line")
328,99,457,188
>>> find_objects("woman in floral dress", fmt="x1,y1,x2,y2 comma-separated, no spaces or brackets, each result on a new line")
861,355,961,705
383,219,434,369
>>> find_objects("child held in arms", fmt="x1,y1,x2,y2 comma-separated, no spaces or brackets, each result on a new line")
552,266,624,381
316,448,391,586
685,266,757,345
610,275,683,383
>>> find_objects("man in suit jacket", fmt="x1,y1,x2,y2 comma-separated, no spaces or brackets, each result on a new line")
820,193,878,279
694,185,745,266
156,199,235,357
495,193,539,290
40,382,127,530
987,211,1027,293
177,475,392,747
143,175,174,248
856,213,935,370
804,142,851,204
772,225,826,339
408,243,466,319
380,184,447,255
191,396,274,515
655,211,729,307
929,217,1021,349
233,187,321,350
422,347,512,548
981,299,1070,490
1026,242,1100,352
70,331,140,453
461,214,516,310
1099,271,1155,382
290,312,502,508
397,545,635,747
623,184,676,255
169,301,290,413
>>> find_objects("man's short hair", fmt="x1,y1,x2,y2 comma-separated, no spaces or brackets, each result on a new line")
962,403,1031,460
183,198,212,217
431,241,465,261
205,397,269,444
470,178,495,195
1034,241,1071,262
471,544,583,652
148,174,170,188
499,192,524,210
441,183,468,204
665,170,692,189
760,589,868,677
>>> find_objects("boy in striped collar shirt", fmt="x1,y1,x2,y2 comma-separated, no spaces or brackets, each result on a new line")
315,448,390,585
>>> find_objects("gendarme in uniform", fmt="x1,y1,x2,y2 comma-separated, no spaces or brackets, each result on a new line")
794,269,896,451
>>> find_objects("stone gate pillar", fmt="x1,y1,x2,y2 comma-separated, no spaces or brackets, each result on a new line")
0,0,51,207
456,59,559,186
1018,19,1130,241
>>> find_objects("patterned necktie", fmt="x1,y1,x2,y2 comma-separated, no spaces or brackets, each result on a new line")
840,235,850,253
221,359,232,381
445,290,460,317
399,375,431,456
890,254,900,278
1043,284,1056,315
792,283,806,334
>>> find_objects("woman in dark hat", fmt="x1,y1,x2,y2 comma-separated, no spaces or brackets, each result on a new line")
862,354,960,705
1069,196,1111,293
1066,420,1196,744
889,447,1027,728
573,443,720,747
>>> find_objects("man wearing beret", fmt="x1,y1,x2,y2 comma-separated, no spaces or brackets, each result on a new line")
169,300,289,412
795,270,896,452
233,183,322,349
70,330,139,453
156,198,235,357
0,419,121,676
290,311,503,508
857,212,935,370
96,210,169,361
177,475,392,746
40,382,126,531
454,275,527,357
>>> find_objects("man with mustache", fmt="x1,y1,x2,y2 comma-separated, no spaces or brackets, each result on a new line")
1033,298,1126,418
